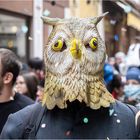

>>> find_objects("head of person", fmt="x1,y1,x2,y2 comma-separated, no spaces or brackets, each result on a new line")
124,67,140,105
108,57,115,66
15,72,39,100
28,57,43,71
115,51,125,65
28,57,44,80
41,13,115,110
0,48,21,92
107,74,124,99
126,67,140,85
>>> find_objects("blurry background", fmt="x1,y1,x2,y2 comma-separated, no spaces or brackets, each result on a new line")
0,0,140,63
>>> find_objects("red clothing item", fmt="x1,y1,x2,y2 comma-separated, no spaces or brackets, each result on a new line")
112,91,118,99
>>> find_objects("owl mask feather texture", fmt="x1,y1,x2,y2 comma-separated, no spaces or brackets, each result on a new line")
42,12,115,110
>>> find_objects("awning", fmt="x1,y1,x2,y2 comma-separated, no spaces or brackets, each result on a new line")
127,13,140,31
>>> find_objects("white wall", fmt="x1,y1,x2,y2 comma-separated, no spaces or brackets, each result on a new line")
33,0,43,58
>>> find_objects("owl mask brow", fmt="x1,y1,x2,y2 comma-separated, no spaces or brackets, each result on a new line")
41,16,65,26
83,30,98,43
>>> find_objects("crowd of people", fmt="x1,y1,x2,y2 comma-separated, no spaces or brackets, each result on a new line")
0,14,140,138
104,48,140,109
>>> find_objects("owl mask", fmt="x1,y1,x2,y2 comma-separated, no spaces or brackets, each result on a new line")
42,12,115,110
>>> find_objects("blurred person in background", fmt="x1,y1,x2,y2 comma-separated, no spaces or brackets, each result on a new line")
28,57,45,81
108,57,119,75
0,48,34,133
15,72,39,100
103,62,114,86
107,74,124,102
36,79,44,102
124,67,140,108
114,51,127,76
126,37,140,67
108,57,115,66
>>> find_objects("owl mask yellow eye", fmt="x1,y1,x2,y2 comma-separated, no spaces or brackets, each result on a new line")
89,37,98,50
52,39,63,51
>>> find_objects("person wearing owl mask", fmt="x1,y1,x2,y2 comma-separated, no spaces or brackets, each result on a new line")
0,13,139,139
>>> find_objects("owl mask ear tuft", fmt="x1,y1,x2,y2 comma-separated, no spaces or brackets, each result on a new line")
90,12,109,26
41,16,64,26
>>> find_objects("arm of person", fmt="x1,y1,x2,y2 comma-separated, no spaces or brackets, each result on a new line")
0,103,38,139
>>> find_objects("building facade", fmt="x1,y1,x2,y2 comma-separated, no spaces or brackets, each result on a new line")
0,0,69,62
0,0,140,59
69,0,140,56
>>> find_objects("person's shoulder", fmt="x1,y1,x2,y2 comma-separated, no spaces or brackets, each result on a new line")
0,103,41,139
113,100,138,116
12,103,41,121
7,103,40,125
14,93,34,106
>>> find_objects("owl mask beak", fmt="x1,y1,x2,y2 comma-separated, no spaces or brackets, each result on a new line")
70,39,82,59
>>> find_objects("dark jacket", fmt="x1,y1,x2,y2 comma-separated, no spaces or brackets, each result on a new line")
0,93,34,133
0,100,139,139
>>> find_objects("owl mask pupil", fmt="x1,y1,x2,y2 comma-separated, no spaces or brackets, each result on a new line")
85,37,98,51
93,41,97,46
54,42,58,47
52,40,67,52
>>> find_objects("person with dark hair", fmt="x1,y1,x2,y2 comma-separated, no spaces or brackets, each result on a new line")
107,74,124,101
28,57,45,81
15,72,39,100
0,48,34,133
28,57,43,70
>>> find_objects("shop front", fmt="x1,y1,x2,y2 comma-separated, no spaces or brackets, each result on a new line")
0,12,30,61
